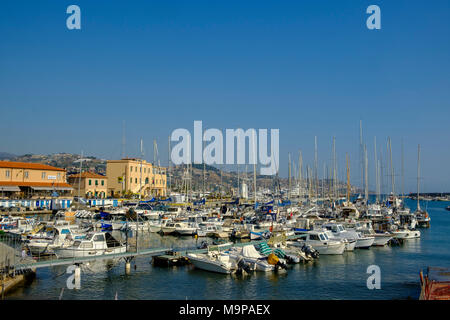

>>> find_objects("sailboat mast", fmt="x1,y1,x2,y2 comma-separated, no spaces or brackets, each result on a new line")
140,139,143,200
288,153,291,200
77,150,83,200
388,137,395,196
168,135,171,192
374,137,378,203
346,153,350,205
253,160,257,208
203,139,206,199
360,120,364,194
417,144,421,210
401,139,405,202
364,144,369,203
299,150,303,199
332,137,337,201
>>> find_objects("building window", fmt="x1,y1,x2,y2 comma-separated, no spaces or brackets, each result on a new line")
130,178,132,184
42,172,46,179
95,180,98,186
135,178,137,183
145,178,149,184
135,167,137,172
24,171,29,179
130,166,133,172
57,173,61,180
89,179,92,185
144,168,146,173
101,180,104,186
5,170,10,178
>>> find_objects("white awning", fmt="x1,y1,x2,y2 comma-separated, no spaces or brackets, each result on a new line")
31,186,73,191
0,186,21,192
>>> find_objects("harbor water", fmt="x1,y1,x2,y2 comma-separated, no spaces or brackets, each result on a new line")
6,199,450,300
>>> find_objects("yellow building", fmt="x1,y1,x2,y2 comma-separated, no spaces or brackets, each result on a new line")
106,158,167,198
67,172,108,199
0,161,73,198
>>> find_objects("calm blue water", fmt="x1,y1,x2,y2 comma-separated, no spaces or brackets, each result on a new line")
7,199,450,300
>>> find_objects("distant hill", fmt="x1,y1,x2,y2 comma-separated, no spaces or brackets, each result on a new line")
0,152,16,160
1,152,354,196
5,153,107,175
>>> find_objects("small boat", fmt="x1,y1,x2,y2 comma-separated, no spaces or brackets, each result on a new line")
187,251,235,274
323,230,356,251
321,223,357,251
230,228,250,239
174,222,198,236
227,245,280,272
354,232,375,249
287,231,346,255
53,232,126,258
26,225,85,256
420,266,450,300
161,222,177,235
446,206,450,211
392,229,421,239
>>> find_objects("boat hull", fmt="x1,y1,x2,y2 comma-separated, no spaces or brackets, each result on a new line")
54,246,126,259
187,254,232,274
355,237,375,249
393,230,421,239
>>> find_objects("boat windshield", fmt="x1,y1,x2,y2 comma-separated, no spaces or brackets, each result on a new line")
319,233,327,241
337,225,345,232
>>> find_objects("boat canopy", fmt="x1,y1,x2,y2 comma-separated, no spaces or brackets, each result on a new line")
242,245,264,259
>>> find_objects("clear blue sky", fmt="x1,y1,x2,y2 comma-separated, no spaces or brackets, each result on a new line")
0,0,449,192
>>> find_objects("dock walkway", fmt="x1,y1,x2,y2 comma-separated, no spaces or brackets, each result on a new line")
9,234,303,271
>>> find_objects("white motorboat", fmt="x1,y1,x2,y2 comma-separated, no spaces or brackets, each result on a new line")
26,225,86,256
353,232,375,248
161,222,177,235
148,221,162,233
287,231,346,255
342,222,375,248
197,223,228,238
323,230,356,251
187,251,235,274
5,217,36,238
321,223,357,251
174,222,198,236
352,220,392,246
53,232,126,258
392,229,421,239
227,245,275,272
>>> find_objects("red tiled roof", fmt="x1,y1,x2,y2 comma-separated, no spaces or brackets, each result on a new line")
0,161,65,172
0,181,73,188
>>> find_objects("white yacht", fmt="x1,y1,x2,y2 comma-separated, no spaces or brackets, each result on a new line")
353,220,392,246
341,222,375,248
227,245,275,272
392,228,421,239
187,251,235,274
26,225,85,256
54,232,126,258
174,222,198,236
287,231,346,255
321,223,357,251
161,222,177,235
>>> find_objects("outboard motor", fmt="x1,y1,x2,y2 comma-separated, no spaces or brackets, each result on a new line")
236,257,253,274
198,241,208,249
301,244,319,259
275,259,288,270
